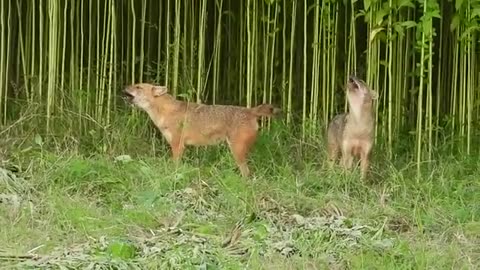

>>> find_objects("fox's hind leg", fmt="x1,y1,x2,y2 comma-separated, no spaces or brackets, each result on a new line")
227,128,258,178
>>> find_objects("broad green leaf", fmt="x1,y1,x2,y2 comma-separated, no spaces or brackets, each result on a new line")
307,3,317,15
460,26,480,40
423,24,432,38
355,10,366,20
398,0,415,9
375,8,389,26
400,20,417,28
456,0,465,11
450,14,460,31
430,10,442,19
252,223,269,241
34,134,43,146
364,0,371,11
370,27,384,42
393,24,405,37
107,240,137,259
376,31,388,42
264,0,274,5
472,8,480,18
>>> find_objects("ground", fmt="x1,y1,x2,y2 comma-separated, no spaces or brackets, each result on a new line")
0,124,479,269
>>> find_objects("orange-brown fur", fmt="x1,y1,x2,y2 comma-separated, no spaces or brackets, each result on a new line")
123,83,281,177
327,76,377,179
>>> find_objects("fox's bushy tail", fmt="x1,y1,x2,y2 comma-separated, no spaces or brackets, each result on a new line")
250,104,282,117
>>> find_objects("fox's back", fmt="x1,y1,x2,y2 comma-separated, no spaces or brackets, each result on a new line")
176,103,257,145
328,113,346,143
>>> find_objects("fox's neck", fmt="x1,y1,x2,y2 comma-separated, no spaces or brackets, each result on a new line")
348,103,374,125
146,94,178,116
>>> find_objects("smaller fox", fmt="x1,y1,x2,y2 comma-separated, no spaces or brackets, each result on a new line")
327,76,378,179
123,83,281,178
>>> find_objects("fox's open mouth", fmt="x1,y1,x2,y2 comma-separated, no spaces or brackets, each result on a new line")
348,76,359,91
123,90,134,102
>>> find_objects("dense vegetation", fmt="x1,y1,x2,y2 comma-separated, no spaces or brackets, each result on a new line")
0,0,479,268
1,0,479,161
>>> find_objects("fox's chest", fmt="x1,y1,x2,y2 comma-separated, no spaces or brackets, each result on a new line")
344,116,374,138
153,116,174,143
344,126,373,139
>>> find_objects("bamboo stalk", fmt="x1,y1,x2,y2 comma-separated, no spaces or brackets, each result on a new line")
330,2,338,119
46,0,59,133
69,0,76,115
239,0,244,104
171,0,180,95
301,0,307,138
59,0,68,112
139,0,147,83
263,1,271,109
79,0,84,117
0,0,6,124
15,0,29,103
281,0,286,111
156,0,163,83
387,0,393,158
196,0,207,103
416,0,428,175
427,26,434,161
39,0,44,103
106,0,116,125
246,0,258,108
286,0,296,125
212,0,224,105
130,0,136,84
267,1,279,129
310,0,320,132
98,0,112,122
1,0,479,160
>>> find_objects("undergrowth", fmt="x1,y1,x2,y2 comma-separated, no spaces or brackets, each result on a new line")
0,113,479,269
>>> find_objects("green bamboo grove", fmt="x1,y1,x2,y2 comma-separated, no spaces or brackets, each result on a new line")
0,0,479,167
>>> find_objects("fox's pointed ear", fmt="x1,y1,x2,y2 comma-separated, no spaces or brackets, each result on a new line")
152,85,168,97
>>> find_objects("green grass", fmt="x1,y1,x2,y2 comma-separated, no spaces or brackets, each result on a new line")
0,121,479,269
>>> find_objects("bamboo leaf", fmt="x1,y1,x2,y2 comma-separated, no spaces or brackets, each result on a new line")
460,26,480,40
455,0,465,11
34,134,43,146
375,8,389,26
397,0,415,9
364,0,371,11
370,27,384,42
393,24,405,37
472,8,480,18
430,10,442,19
450,14,460,31
400,21,417,28
306,3,317,15
355,10,366,20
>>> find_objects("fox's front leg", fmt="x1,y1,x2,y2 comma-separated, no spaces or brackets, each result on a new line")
359,145,372,180
169,133,185,163
340,142,354,170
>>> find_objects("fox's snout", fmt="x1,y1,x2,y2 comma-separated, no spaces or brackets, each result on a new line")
122,89,134,102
